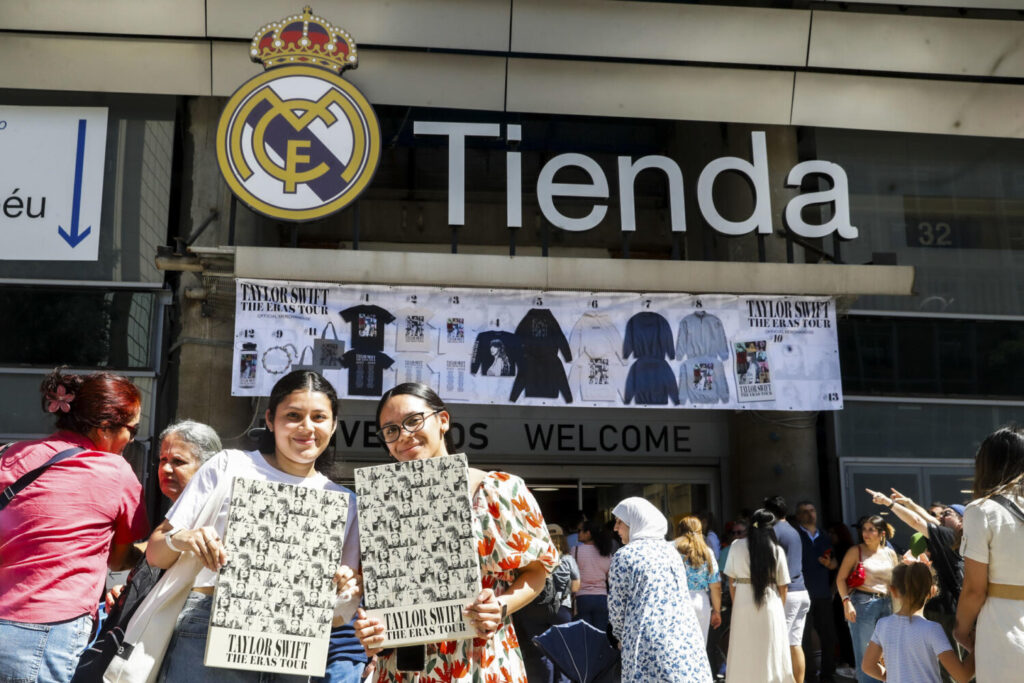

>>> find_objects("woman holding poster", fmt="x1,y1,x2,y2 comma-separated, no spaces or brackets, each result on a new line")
354,382,558,683
145,371,361,683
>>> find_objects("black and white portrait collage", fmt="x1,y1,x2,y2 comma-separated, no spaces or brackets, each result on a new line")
211,479,350,640
355,453,480,613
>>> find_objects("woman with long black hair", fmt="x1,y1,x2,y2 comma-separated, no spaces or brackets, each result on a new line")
722,508,794,683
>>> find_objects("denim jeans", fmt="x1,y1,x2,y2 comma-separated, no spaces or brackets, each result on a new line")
846,592,891,683
0,613,93,683
313,658,364,683
158,593,308,683
575,594,608,632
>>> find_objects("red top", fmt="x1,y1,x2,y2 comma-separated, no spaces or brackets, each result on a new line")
0,431,149,622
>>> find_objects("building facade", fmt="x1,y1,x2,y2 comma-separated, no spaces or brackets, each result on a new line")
2,0,1021,529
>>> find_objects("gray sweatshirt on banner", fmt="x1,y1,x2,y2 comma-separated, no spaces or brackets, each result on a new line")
679,356,730,404
676,311,729,360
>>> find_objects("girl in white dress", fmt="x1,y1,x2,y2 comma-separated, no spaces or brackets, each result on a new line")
723,508,795,683
955,427,1024,682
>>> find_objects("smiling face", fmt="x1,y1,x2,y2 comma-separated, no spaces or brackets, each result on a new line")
265,389,337,476
158,432,201,502
378,393,450,462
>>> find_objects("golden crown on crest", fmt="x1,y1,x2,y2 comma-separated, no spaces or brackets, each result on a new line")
249,6,358,73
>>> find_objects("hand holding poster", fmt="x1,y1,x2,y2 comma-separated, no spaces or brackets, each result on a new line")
204,478,350,676
355,454,480,647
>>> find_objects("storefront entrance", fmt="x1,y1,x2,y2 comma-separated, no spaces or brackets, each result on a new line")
491,464,719,536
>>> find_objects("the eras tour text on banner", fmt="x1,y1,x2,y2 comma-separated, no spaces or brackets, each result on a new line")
231,279,843,411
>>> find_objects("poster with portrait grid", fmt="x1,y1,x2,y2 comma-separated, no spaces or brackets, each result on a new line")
355,453,480,647
204,478,350,676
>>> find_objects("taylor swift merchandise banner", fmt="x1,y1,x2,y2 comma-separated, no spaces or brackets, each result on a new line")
354,453,480,647
204,478,351,677
231,278,844,411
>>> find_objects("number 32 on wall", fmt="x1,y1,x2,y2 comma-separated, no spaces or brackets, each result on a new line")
916,221,952,246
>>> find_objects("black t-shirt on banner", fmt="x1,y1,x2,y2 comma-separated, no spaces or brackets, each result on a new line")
341,350,395,396
341,305,395,352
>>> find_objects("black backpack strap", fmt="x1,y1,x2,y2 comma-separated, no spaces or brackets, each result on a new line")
992,495,1024,524
0,446,87,511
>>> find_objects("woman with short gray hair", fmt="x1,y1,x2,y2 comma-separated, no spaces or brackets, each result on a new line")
157,420,222,502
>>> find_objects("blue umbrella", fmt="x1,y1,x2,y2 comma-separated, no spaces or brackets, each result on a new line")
533,620,621,683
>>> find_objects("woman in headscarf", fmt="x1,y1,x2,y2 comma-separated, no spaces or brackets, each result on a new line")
607,497,713,683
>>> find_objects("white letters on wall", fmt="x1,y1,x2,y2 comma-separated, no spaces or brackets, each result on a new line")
785,160,859,240
536,153,609,232
418,122,858,242
696,131,772,236
617,155,686,233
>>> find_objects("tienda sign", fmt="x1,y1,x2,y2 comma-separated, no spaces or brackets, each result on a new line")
415,122,858,240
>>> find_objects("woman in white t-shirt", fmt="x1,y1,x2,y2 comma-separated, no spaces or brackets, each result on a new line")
146,371,360,683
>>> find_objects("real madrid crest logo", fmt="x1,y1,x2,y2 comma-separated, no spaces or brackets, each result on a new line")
216,6,381,221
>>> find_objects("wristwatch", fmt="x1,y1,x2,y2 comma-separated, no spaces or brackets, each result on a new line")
500,600,508,621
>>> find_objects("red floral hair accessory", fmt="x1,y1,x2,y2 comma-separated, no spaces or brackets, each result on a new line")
45,385,75,413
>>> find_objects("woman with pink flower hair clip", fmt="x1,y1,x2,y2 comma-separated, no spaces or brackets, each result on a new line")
0,367,150,683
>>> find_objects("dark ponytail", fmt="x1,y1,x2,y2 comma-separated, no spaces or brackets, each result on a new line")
748,508,781,608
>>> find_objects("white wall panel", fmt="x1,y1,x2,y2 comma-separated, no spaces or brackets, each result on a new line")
513,0,809,68
0,0,205,36
0,34,211,96
212,42,507,111
507,58,794,124
207,0,511,52
810,12,1024,79
793,72,1024,139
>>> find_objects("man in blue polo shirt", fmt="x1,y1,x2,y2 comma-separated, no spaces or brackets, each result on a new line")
796,500,837,683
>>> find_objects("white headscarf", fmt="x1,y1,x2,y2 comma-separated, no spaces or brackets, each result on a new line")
612,497,667,542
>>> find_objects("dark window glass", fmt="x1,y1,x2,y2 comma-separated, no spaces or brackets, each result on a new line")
840,315,1024,398
0,286,158,369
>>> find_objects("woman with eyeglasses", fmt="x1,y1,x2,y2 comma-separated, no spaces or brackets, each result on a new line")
146,370,361,683
353,382,558,683
0,368,150,683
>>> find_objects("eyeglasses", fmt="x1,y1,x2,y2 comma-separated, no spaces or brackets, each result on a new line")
125,424,139,440
379,410,442,443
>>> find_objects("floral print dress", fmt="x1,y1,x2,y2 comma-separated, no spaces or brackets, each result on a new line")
608,539,713,683
374,470,557,683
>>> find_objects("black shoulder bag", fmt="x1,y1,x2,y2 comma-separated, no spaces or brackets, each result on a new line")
0,443,86,511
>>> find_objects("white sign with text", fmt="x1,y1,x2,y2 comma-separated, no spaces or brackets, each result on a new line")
0,106,108,261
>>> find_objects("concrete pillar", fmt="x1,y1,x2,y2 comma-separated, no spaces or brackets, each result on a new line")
171,98,256,444
727,411,821,520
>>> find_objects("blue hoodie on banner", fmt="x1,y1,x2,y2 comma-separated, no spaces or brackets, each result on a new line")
622,311,675,361
624,358,680,405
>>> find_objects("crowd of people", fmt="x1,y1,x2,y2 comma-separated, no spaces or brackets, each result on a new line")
2,367,1024,683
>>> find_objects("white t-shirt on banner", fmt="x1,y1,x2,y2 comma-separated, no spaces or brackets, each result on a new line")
394,309,435,353
431,306,480,356
439,358,473,400
165,449,359,588
393,356,440,386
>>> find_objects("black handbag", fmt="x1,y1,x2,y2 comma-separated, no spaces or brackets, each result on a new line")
70,554,163,683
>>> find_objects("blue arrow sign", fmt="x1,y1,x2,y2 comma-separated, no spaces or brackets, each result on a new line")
58,119,92,248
